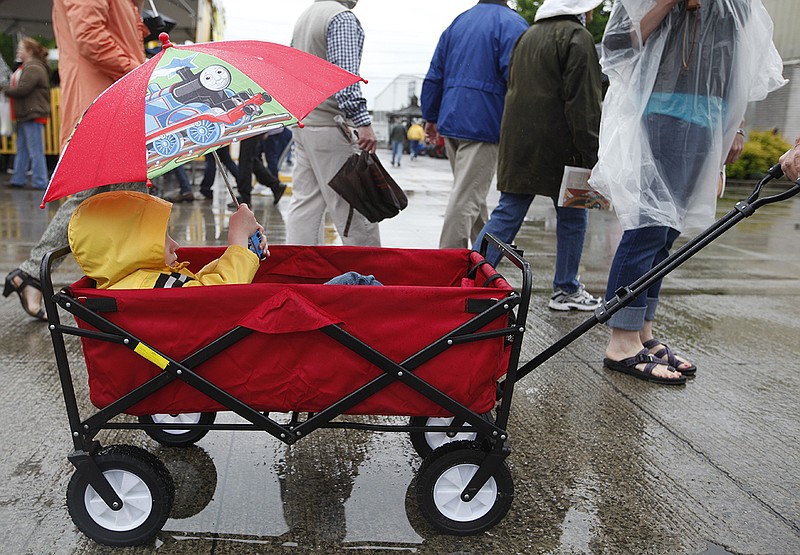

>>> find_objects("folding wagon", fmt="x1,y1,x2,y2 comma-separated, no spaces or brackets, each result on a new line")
42,166,798,546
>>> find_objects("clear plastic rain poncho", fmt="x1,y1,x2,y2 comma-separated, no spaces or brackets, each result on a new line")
589,0,786,232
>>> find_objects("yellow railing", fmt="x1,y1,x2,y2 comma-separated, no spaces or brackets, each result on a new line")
0,87,62,156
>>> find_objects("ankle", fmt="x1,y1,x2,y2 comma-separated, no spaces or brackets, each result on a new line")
606,331,645,360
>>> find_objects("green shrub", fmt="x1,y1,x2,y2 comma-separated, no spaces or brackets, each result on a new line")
726,131,791,179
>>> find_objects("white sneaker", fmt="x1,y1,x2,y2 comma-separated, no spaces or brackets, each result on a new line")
251,184,271,196
548,285,602,311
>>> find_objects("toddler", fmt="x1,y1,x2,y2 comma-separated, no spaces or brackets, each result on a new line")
68,190,267,289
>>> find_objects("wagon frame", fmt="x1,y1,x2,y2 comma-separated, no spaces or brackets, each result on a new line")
41,165,798,545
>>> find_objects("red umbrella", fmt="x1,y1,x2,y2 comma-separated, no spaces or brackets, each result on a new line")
41,33,365,207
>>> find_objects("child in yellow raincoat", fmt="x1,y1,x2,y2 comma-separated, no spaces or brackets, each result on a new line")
68,191,266,289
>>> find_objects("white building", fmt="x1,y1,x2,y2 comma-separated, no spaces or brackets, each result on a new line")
748,0,800,142
371,74,425,145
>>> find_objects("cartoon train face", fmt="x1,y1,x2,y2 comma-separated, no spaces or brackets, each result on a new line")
145,65,273,159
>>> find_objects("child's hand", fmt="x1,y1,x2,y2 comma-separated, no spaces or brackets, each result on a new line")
229,204,269,258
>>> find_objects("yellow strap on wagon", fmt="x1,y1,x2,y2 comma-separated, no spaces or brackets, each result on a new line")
133,342,170,370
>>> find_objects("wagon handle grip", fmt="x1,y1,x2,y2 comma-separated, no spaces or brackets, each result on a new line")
742,162,800,212
745,162,782,202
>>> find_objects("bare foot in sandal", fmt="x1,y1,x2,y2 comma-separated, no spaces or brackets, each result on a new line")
641,337,696,375
604,329,685,384
3,269,47,320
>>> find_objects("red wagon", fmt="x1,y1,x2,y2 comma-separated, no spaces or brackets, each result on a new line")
45,243,530,545
42,165,798,546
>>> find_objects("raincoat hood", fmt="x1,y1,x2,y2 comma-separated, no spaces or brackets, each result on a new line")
534,0,603,21
69,191,172,289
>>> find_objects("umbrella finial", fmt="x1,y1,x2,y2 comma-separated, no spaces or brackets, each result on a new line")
159,33,174,50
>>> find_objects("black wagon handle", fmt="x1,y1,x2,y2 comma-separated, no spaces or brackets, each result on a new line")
741,162,800,211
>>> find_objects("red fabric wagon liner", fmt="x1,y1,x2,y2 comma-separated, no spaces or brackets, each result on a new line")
69,245,514,417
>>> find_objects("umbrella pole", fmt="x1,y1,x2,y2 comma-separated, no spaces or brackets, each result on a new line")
213,151,239,207
214,150,266,259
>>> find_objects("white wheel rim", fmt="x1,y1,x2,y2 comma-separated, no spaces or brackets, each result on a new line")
84,469,153,531
433,463,497,522
151,413,201,435
425,417,477,451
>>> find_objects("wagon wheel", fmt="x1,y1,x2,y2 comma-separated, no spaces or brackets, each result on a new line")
408,413,493,458
138,412,216,447
150,133,181,157
66,444,174,546
415,441,513,535
187,120,222,146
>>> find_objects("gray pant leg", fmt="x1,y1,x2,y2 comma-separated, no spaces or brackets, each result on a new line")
18,182,148,278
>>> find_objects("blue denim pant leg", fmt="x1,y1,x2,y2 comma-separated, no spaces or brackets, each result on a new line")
391,141,403,165
473,192,534,267
324,271,383,286
10,124,30,186
605,226,680,330
11,122,46,187
553,203,588,293
646,114,711,217
200,155,216,192
173,166,192,194
13,121,48,187
27,123,49,188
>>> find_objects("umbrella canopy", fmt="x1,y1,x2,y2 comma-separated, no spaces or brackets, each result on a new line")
42,33,365,206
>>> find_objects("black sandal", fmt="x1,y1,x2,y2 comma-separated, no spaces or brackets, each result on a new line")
3,269,46,321
604,349,686,385
643,338,697,375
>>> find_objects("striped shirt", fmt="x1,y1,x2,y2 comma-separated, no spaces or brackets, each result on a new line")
327,11,371,127
154,272,194,288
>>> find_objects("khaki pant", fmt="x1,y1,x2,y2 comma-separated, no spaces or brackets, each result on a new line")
439,138,499,249
287,126,381,246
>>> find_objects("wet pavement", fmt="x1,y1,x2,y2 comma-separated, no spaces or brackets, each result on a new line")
0,151,799,554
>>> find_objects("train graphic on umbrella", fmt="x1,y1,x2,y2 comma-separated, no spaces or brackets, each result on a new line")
144,58,292,170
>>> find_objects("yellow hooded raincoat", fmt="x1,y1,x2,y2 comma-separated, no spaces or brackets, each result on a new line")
68,191,259,289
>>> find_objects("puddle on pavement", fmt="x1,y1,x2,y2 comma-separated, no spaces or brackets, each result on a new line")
557,474,601,553
159,413,425,547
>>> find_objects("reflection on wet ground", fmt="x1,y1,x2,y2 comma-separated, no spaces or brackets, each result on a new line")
0,154,799,554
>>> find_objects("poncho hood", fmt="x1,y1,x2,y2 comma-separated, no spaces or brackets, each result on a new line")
69,191,172,289
534,0,603,21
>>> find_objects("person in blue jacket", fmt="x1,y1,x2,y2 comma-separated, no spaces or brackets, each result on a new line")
421,0,527,250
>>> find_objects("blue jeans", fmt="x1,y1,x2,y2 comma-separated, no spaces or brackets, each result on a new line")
324,271,383,286
642,113,711,224
602,114,708,329
605,226,680,330
11,121,48,188
473,192,588,293
262,127,292,175
173,166,192,194
391,140,403,165
409,140,421,159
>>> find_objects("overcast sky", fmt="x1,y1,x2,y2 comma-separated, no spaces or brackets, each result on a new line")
220,0,480,104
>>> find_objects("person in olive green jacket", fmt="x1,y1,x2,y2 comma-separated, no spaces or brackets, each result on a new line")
474,0,604,311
